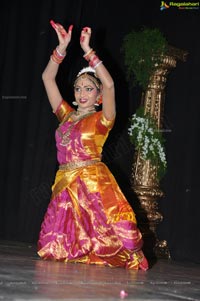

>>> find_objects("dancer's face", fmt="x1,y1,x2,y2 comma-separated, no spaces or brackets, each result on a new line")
74,77,99,111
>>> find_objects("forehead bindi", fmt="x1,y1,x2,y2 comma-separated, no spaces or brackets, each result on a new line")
76,77,96,88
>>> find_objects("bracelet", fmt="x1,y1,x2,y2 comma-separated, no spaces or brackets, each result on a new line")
56,46,66,58
93,60,103,69
50,48,66,64
83,49,96,62
50,55,61,64
89,55,102,68
83,48,93,58
83,49,102,68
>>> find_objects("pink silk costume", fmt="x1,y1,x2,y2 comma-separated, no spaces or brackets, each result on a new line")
37,100,148,270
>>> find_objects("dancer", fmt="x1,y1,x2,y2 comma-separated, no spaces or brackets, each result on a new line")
37,20,148,270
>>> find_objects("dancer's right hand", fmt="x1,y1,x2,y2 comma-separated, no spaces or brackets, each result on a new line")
50,20,73,51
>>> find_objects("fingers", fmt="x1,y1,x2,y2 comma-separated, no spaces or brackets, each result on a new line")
50,20,57,29
80,27,91,42
50,21,90,35
50,20,73,38
68,24,73,32
80,35,84,42
52,22,67,38
82,27,91,34
50,21,91,42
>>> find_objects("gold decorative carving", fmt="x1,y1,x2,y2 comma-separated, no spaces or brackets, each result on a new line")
132,47,188,259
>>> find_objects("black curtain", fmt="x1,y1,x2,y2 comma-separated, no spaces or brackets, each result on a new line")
0,0,199,263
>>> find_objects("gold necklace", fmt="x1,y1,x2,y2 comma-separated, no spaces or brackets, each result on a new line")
58,111,95,146
75,108,96,116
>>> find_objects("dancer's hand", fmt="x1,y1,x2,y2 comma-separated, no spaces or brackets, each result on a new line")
80,27,92,53
50,20,73,51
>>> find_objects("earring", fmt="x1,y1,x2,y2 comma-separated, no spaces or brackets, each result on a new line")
96,95,102,105
94,102,99,107
72,101,78,106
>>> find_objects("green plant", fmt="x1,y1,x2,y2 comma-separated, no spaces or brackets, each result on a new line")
122,27,168,90
128,106,167,180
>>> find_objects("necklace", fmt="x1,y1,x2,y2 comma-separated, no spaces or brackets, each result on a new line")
58,111,95,146
74,107,96,116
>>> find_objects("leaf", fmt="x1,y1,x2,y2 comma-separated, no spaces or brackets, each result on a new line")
122,27,168,90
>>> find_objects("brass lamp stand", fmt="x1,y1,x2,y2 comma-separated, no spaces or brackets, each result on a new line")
132,47,187,259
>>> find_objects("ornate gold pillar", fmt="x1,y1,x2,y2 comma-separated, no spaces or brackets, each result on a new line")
132,47,187,259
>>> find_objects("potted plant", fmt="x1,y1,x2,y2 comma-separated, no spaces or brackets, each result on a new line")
121,28,187,258
122,27,168,90
121,27,169,179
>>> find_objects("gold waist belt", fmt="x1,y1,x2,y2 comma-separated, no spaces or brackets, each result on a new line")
59,159,101,171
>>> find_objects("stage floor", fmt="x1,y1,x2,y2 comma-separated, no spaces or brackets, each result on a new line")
0,240,199,301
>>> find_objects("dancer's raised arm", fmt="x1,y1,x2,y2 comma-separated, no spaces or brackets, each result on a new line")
42,20,73,112
80,27,115,121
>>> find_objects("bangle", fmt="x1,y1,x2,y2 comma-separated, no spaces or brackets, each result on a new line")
56,46,66,57
83,48,102,68
94,60,103,69
83,48,93,58
83,49,96,62
50,47,66,64
89,54,102,68
50,55,61,64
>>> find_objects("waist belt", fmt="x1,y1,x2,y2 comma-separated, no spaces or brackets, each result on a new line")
59,159,101,171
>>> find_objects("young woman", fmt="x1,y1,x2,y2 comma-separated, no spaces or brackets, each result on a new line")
37,20,148,271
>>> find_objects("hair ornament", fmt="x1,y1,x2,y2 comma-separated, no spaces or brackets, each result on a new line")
77,66,96,77
74,66,102,90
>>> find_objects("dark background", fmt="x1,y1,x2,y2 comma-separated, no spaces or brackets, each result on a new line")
0,0,199,263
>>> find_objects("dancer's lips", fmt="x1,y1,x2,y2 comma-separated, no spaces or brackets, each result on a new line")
79,98,88,104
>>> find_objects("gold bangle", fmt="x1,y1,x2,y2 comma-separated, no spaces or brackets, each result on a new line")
83,48,93,58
